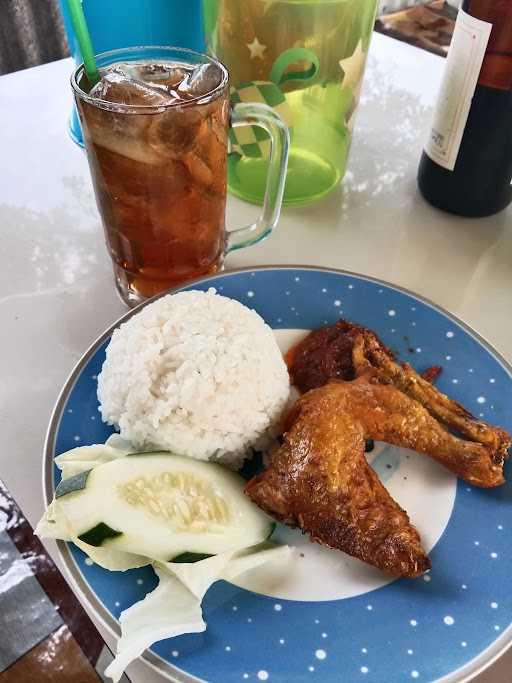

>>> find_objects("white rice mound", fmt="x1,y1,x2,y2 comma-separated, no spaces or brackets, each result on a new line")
97,288,290,469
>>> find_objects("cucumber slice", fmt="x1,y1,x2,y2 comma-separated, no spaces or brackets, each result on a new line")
171,552,213,563
55,452,272,562
55,469,92,498
78,522,123,547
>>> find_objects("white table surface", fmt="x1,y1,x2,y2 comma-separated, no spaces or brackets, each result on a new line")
1,32,510,683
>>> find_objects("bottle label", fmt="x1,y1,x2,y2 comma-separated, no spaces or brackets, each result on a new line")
424,9,492,171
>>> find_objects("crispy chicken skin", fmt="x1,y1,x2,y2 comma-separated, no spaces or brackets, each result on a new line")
250,321,511,577
288,321,510,487
352,333,511,473
287,320,370,391
246,379,433,577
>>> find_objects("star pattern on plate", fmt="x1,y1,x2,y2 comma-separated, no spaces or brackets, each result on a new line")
247,37,267,60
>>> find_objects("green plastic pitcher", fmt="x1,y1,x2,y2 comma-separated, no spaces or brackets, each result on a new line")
203,0,378,206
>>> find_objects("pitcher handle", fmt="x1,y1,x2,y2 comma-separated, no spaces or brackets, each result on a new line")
226,102,290,253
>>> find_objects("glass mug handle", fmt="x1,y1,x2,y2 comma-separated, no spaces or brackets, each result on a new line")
226,102,290,252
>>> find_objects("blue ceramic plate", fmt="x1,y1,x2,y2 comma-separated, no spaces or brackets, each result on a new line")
44,267,512,683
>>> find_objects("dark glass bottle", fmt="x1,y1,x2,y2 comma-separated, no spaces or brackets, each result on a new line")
418,1,512,217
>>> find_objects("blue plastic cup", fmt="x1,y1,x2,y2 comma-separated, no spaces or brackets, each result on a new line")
59,0,205,146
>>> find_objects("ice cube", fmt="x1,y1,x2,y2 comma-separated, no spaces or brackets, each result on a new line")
117,62,189,89
147,107,205,157
184,150,214,188
91,67,176,107
177,63,223,99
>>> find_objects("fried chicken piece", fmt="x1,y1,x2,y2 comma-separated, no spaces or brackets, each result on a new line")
352,333,511,472
246,379,435,577
288,320,510,487
288,319,442,391
247,376,509,575
286,320,369,391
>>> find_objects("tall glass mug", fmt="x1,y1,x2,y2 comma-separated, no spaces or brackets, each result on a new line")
72,47,289,306
203,0,378,205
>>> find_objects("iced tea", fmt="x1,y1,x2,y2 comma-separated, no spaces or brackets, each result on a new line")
75,50,229,304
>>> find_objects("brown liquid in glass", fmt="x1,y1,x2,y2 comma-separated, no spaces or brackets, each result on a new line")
77,61,229,302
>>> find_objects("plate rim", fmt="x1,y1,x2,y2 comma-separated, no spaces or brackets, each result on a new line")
42,264,512,683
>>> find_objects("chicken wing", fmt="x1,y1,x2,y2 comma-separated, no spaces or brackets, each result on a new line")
246,379,434,577
288,320,510,487
352,332,511,472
